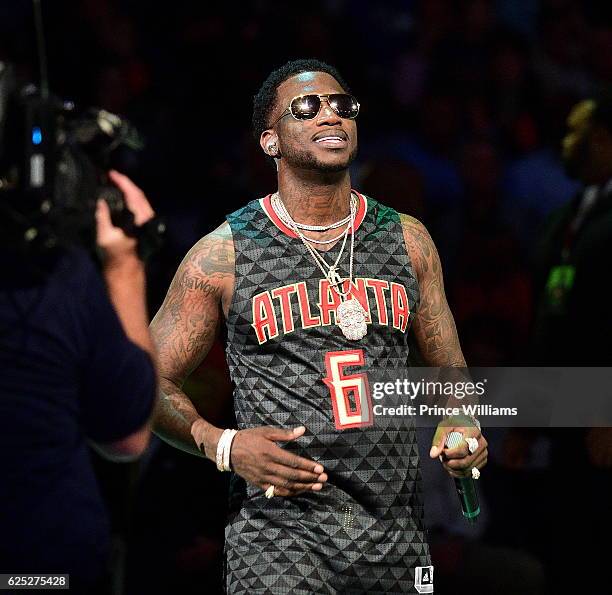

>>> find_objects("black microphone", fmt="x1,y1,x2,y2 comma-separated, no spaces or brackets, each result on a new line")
445,431,480,523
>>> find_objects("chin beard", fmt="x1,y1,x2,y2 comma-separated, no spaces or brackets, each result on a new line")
284,145,358,173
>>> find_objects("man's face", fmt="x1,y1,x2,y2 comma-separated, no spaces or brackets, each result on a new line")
266,71,358,173
562,100,595,179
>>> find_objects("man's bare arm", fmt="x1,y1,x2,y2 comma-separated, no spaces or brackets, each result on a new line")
150,222,234,459
401,214,488,476
151,221,328,495
400,213,466,367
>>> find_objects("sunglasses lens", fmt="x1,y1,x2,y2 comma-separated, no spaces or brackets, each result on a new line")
329,94,359,119
289,94,360,120
290,95,322,120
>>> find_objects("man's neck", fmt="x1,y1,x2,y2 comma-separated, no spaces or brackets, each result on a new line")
277,167,352,226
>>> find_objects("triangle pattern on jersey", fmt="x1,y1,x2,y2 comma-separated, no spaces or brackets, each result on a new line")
224,196,429,593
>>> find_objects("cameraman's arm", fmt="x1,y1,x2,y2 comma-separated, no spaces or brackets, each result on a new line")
96,171,155,359
90,428,150,462
90,171,156,461
102,250,152,357
150,223,234,460
82,253,156,461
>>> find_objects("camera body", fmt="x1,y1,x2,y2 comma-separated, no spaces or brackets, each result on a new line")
0,61,162,260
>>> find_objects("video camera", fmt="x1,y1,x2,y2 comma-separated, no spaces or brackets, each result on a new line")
0,61,164,261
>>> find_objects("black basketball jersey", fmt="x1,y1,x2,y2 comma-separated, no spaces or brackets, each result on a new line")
224,192,431,594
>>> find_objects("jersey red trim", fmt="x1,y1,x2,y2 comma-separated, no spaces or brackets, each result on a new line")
260,191,368,239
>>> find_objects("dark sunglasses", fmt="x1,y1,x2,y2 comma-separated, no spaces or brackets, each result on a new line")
271,93,360,127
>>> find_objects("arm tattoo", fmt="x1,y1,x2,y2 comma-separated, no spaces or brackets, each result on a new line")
151,222,234,383
400,214,466,367
199,242,234,276
149,222,234,452
180,275,218,297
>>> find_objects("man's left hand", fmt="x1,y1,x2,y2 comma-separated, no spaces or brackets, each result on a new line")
430,418,488,478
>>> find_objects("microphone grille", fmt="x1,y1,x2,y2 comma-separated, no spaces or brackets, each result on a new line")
445,431,464,449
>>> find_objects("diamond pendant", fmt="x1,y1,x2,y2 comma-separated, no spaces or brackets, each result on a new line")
337,299,368,340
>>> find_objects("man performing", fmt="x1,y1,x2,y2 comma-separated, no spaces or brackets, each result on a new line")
151,59,488,593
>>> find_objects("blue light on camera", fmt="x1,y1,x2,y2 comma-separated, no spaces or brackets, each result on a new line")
32,127,43,145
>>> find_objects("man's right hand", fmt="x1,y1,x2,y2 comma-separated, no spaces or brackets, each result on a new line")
228,426,327,497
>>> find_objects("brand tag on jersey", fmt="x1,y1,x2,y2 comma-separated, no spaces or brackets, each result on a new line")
415,565,434,593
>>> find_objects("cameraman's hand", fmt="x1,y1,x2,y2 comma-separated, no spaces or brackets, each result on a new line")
96,170,155,264
97,170,156,356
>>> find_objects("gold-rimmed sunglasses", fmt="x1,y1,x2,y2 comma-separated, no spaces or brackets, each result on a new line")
270,93,360,127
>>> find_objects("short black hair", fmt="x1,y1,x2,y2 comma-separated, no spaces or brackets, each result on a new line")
252,58,351,141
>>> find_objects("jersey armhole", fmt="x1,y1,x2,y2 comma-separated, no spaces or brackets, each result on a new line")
223,219,239,323
397,212,422,316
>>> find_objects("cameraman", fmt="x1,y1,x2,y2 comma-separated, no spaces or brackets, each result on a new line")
0,171,157,594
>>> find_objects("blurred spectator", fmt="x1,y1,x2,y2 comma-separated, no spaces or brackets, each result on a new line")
529,94,612,593
532,96,612,364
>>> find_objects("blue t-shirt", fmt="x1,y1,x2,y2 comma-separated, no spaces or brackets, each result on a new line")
0,248,155,580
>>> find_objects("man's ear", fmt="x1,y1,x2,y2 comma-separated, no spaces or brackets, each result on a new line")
260,130,279,158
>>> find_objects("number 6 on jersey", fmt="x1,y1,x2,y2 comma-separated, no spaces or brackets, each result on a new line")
323,349,373,430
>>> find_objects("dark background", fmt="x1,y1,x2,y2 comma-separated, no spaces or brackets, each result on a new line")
3,1,611,593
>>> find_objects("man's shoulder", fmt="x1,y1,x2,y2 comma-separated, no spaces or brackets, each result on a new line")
395,213,436,283
226,196,266,223
186,221,233,255
206,220,233,242
174,222,235,305
356,192,404,230
397,212,430,239
359,193,422,229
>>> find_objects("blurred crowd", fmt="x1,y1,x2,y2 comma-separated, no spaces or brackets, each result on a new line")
3,0,612,593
